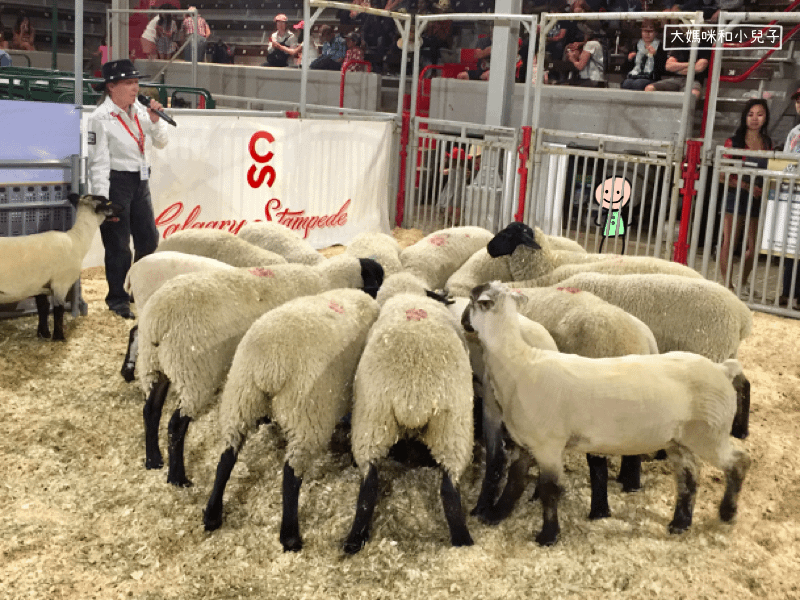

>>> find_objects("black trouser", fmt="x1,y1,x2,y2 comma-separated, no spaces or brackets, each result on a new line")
100,170,159,310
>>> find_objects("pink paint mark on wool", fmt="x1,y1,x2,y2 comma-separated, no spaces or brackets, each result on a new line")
556,287,582,294
428,235,447,247
406,308,428,321
329,301,344,314
249,267,275,278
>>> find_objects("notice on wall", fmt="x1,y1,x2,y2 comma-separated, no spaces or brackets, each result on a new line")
761,159,800,258
81,114,393,268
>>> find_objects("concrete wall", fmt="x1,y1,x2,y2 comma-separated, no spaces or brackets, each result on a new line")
427,79,695,145
134,59,382,112
6,51,78,72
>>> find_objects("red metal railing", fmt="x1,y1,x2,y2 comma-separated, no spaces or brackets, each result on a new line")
339,60,373,109
673,139,702,265
515,126,532,222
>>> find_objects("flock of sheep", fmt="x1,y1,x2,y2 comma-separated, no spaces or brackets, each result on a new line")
0,196,754,553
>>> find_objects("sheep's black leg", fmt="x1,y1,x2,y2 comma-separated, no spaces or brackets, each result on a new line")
668,465,697,534
143,373,170,469
472,382,505,519
280,462,304,552
719,449,750,523
120,325,138,383
343,463,379,555
441,470,474,547
203,447,238,531
482,452,533,524
51,304,65,341
166,408,193,487
587,454,610,520
731,373,750,440
617,455,642,492
35,294,51,339
536,471,561,546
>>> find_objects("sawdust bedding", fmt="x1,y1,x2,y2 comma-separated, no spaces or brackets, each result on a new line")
0,227,798,600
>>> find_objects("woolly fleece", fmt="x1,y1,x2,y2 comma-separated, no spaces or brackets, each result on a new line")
156,229,288,267
237,221,324,266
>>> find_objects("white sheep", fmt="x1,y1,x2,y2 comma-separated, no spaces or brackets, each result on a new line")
343,274,475,554
344,231,403,277
516,255,704,288
237,221,324,266
138,255,384,487
463,281,750,546
553,271,753,439
0,194,119,340
203,288,380,552
119,251,237,382
451,285,659,524
399,226,495,289
445,248,513,298
156,228,288,267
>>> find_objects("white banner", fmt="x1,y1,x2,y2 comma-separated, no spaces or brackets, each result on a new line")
83,114,392,267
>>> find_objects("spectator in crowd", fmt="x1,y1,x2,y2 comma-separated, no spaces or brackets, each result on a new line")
141,14,160,59
180,6,211,63
779,86,800,308
286,21,317,67
565,30,605,87
669,0,720,23
621,19,666,90
11,13,36,51
0,27,10,50
348,0,397,74
718,99,773,294
155,6,178,59
456,29,492,81
311,25,346,70
344,32,367,71
420,0,453,66
264,13,297,67
644,38,710,99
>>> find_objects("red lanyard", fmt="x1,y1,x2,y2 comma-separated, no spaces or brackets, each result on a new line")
114,111,145,156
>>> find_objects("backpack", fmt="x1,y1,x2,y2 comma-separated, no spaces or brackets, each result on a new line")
209,39,234,64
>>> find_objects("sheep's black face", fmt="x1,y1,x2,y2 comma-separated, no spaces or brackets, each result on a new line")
91,195,123,219
358,258,384,299
425,289,454,305
486,222,541,258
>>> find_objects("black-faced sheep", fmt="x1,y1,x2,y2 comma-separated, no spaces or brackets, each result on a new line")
463,281,750,546
0,194,120,340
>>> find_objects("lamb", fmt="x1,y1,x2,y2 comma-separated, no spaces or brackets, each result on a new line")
203,288,380,552
553,272,753,439
399,226,495,289
450,286,659,524
445,248,514,298
237,221,324,266
156,228,288,267
342,273,475,554
0,194,119,340
462,281,750,546
138,255,384,487
344,231,403,277
119,252,237,382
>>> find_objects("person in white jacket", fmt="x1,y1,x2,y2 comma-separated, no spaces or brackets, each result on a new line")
87,59,170,319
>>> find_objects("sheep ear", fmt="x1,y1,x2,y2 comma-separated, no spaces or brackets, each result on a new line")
510,289,526,308
67,193,80,207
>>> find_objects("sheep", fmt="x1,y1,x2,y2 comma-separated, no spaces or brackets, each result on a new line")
156,228,288,267
445,248,514,298
119,252,237,382
138,255,384,487
0,194,119,340
462,281,750,546
399,226,495,289
344,231,403,277
237,221,324,266
450,286,659,524
342,273,475,554
515,255,704,288
203,288,380,552
552,272,753,439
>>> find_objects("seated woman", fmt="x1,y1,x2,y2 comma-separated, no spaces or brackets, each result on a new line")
11,14,36,52
564,31,605,87
621,19,667,90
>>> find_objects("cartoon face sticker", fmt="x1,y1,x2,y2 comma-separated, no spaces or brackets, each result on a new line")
594,177,631,210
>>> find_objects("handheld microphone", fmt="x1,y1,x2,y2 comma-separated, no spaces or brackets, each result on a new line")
138,94,177,127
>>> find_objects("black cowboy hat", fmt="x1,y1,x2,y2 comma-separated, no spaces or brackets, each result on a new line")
94,59,141,91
